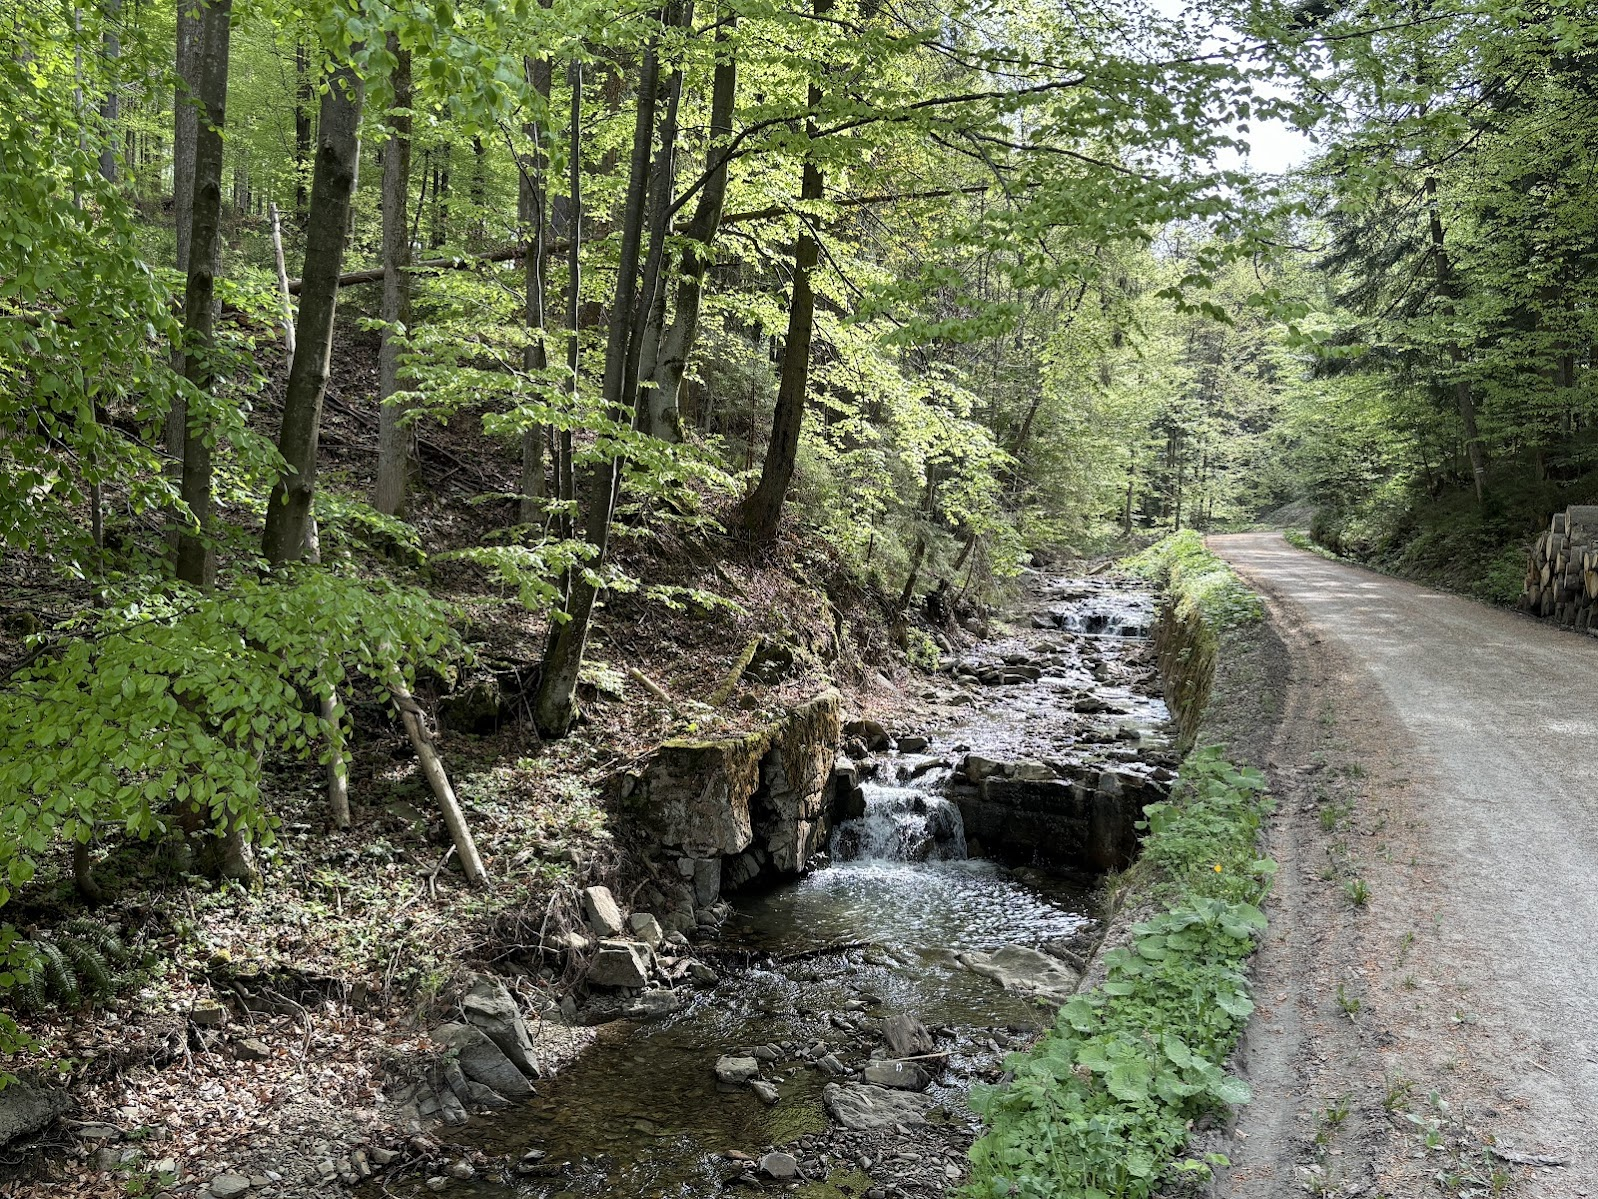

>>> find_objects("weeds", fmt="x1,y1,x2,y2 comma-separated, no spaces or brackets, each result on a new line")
1335,983,1361,1018
1344,877,1370,907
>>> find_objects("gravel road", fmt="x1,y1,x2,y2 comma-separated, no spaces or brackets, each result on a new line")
1209,533,1598,1197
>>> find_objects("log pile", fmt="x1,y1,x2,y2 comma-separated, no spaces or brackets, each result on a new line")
1520,506,1598,631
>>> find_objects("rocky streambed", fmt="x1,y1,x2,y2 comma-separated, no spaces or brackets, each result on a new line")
396,573,1177,1198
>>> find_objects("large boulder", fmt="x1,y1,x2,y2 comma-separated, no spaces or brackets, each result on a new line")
461,976,541,1078
0,1079,70,1148
823,1083,934,1130
715,1055,760,1085
431,1022,534,1099
587,941,651,989
861,1059,930,1091
957,945,1080,1004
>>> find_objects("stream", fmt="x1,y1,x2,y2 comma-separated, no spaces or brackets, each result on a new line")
431,576,1171,1199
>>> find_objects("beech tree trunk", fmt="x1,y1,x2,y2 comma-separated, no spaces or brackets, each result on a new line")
555,61,582,543
642,20,736,442
518,46,553,525
532,37,660,737
173,0,232,589
294,42,312,217
165,0,202,476
374,41,415,517
262,67,363,565
740,0,832,545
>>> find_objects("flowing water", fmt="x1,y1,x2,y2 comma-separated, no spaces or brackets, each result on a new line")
428,577,1166,1198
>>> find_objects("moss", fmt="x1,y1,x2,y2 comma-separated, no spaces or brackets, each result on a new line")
796,1168,876,1198
765,1097,828,1144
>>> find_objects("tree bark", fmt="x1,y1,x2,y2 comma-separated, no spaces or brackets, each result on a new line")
294,42,312,217
642,19,736,442
518,44,553,525
262,67,363,565
165,0,203,477
374,40,415,517
556,61,583,542
1425,174,1486,503
532,35,661,737
173,0,232,589
99,0,120,184
740,0,832,545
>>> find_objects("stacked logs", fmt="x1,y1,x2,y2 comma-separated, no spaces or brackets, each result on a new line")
1520,506,1598,631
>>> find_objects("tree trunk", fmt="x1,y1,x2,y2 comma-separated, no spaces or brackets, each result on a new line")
642,16,735,442
556,61,582,542
1425,175,1486,503
739,0,832,545
374,41,415,517
532,35,661,737
165,0,203,478
99,0,120,184
262,67,363,566
518,44,552,525
173,0,232,589
294,42,312,217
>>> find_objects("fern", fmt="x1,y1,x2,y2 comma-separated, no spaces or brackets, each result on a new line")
34,940,79,1008
61,917,129,963
62,939,114,996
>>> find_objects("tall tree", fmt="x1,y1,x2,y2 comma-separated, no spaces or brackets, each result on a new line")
739,0,832,546
173,0,232,588
262,65,363,564
374,40,415,517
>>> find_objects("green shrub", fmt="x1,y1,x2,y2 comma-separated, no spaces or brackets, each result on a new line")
1123,531,1263,631
963,749,1274,1199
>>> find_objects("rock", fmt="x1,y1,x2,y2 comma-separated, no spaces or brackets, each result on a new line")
75,1123,119,1140
861,1059,931,1091
587,940,651,989
759,1151,799,1179
691,857,721,907
431,1022,536,1098
437,674,507,734
628,913,665,948
958,754,1007,782
715,1055,760,1085
0,1079,70,1149
844,718,890,750
882,1014,935,1058
842,736,870,759
93,1147,121,1171
623,990,683,1019
425,1176,447,1191
581,886,626,937
448,1159,476,1180
688,961,719,985
823,1083,934,1130
750,1079,780,1105
233,1037,271,1062
462,975,542,1078
957,945,1081,1003
189,1004,227,1026
209,1174,251,1197
816,1053,847,1077
895,735,929,754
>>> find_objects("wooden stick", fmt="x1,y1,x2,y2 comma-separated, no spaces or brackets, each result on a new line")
387,674,489,888
268,201,295,365
626,666,671,703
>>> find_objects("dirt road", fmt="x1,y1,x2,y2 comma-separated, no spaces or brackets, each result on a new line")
1208,533,1598,1198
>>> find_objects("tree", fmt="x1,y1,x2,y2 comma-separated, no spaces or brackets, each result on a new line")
374,40,415,517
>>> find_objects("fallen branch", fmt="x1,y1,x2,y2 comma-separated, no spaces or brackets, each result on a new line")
708,636,760,706
627,666,672,704
386,672,489,889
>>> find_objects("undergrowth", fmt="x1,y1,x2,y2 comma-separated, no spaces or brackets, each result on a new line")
963,748,1275,1199
1124,531,1263,630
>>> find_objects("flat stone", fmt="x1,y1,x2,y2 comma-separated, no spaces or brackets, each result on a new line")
715,1055,760,1085
587,940,651,989
431,1022,535,1098
760,1151,799,1179
895,735,929,754
581,886,626,937
823,1083,934,1130
209,1174,251,1197
956,945,1080,1004
861,1059,930,1091
189,1004,228,1026
750,1080,780,1105
233,1038,271,1061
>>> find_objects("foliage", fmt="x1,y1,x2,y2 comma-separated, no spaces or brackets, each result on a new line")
1125,531,1264,630
963,748,1274,1199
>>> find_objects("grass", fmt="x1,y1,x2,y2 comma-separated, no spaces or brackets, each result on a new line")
963,749,1275,1199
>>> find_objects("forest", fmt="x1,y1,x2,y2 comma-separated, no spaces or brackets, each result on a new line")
2,0,1596,1193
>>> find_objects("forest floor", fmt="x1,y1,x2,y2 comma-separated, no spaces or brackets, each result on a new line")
1206,532,1598,1199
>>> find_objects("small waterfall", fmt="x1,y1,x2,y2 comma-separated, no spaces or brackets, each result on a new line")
832,779,968,863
